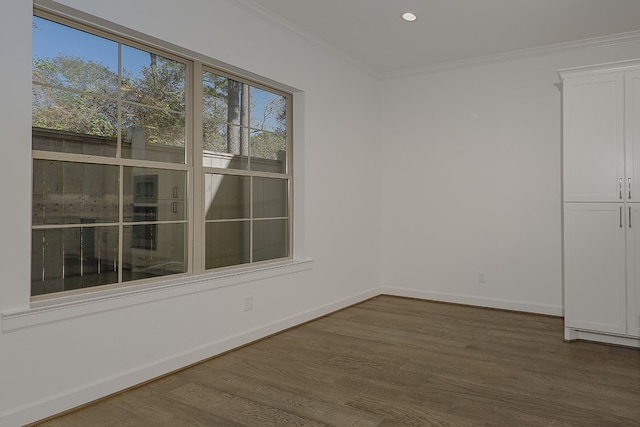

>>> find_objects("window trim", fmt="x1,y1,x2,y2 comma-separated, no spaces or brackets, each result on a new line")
5,259,314,332
31,6,295,301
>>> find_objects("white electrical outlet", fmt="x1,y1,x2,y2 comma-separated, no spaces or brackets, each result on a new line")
478,273,486,284
244,296,253,311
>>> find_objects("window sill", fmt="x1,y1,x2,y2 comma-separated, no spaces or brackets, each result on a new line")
1,259,314,333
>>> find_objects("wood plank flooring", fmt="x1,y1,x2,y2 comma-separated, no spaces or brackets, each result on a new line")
31,296,640,426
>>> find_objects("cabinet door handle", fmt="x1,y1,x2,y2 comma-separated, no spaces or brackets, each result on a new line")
629,178,632,200
630,206,632,228
620,206,623,228
620,178,623,200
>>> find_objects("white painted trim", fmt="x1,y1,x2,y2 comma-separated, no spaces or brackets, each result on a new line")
1,259,314,332
564,327,640,348
292,91,307,260
558,58,640,79
0,287,378,427
384,31,640,79
381,287,563,316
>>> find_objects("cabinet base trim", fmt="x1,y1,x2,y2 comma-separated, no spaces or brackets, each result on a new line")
564,327,640,348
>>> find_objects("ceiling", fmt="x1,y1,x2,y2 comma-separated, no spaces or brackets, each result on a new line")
243,0,640,77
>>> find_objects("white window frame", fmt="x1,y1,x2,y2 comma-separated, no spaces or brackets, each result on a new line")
195,65,294,273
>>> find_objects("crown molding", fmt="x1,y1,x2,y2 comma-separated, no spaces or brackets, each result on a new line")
382,30,640,79
558,57,640,79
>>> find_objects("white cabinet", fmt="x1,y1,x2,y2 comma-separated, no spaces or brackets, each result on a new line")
626,70,640,203
626,204,640,337
563,72,624,202
560,59,640,347
563,203,626,335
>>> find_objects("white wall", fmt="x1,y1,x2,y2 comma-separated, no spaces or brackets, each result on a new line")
380,42,640,315
0,1,381,425
4,0,640,424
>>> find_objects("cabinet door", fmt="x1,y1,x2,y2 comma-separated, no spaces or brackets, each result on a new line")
626,70,640,203
627,203,640,337
564,203,626,334
563,73,624,202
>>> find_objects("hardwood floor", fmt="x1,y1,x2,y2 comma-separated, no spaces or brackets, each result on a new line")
32,296,640,426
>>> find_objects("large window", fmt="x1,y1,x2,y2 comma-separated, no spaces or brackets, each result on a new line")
31,11,292,298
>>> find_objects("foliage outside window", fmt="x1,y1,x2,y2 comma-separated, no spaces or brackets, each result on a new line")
31,12,292,297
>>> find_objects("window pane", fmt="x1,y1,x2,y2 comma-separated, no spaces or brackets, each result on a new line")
250,130,286,173
203,124,248,169
250,87,286,133
205,174,250,220
124,168,187,222
33,16,119,96
32,160,119,225
123,223,187,281
205,221,250,269
121,45,186,112
253,219,289,262
253,177,288,218
203,71,249,169
249,88,286,173
32,87,118,153
121,103,185,163
203,70,230,124
31,226,119,296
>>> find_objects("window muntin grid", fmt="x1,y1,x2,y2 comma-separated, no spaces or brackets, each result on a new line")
31,10,293,298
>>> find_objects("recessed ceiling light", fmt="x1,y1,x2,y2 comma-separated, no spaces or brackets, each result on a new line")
402,12,417,22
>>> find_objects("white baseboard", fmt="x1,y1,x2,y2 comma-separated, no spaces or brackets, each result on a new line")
381,286,564,316
564,327,640,348
1,288,379,427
